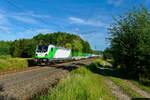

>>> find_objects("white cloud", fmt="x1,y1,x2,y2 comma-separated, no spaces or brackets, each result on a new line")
17,28,53,39
0,12,11,32
69,17,107,27
69,17,84,24
10,11,50,24
0,9,51,26
19,29,52,35
12,16,38,24
35,29,52,34
0,13,10,25
0,28,52,40
0,26,9,32
73,28,101,35
0,9,52,35
15,11,51,18
107,0,123,6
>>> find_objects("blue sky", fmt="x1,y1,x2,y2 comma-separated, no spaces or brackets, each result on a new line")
0,0,150,50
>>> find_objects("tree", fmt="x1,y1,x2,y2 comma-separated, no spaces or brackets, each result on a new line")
65,43,72,49
103,48,112,60
108,5,150,79
82,41,92,53
33,32,88,53
12,39,30,57
0,41,11,55
23,40,37,57
72,40,83,52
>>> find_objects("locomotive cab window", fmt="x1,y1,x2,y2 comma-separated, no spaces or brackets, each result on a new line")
51,48,54,52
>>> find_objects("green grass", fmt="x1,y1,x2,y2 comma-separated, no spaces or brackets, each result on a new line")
97,58,147,98
93,59,111,67
0,56,29,71
129,80,150,94
89,58,145,98
33,58,150,99
34,65,116,100
108,76,144,98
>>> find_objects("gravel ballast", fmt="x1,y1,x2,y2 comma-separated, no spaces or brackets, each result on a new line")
0,58,95,100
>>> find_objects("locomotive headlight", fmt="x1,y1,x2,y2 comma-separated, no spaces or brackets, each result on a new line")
45,53,48,56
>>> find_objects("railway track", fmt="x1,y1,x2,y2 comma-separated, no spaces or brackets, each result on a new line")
0,58,97,100
0,58,90,77
0,66,42,77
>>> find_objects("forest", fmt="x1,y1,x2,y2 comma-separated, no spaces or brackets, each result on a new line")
0,32,93,58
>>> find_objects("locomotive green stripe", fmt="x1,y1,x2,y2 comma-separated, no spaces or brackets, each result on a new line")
34,54,48,59
68,52,72,58
48,47,58,58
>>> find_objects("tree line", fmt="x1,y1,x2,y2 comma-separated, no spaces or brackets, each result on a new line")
104,5,150,81
0,32,93,58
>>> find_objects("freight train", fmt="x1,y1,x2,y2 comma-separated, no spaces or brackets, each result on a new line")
34,44,98,65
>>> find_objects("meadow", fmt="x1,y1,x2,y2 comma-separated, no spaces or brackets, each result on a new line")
0,55,29,71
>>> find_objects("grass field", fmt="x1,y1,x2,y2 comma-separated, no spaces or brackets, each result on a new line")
0,55,29,71
34,60,116,100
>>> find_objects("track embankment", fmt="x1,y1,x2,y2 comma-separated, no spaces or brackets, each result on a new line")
0,58,96,100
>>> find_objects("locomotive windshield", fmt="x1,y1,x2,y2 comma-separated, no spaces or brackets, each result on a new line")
37,45,48,52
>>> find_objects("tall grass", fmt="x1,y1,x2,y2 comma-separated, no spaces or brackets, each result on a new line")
109,76,144,98
0,55,29,71
96,58,147,98
129,80,150,94
34,64,116,100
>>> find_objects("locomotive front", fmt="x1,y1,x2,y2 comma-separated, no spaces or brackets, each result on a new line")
34,45,50,65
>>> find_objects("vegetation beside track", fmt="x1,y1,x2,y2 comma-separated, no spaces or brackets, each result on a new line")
129,80,150,94
97,58,150,98
0,56,29,71
34,58,150,99
105,5,150,81
90,59,144,98
34,59,116,100
108,76,144,98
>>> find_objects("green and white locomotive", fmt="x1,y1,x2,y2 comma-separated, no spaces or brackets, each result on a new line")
34,44,91,65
